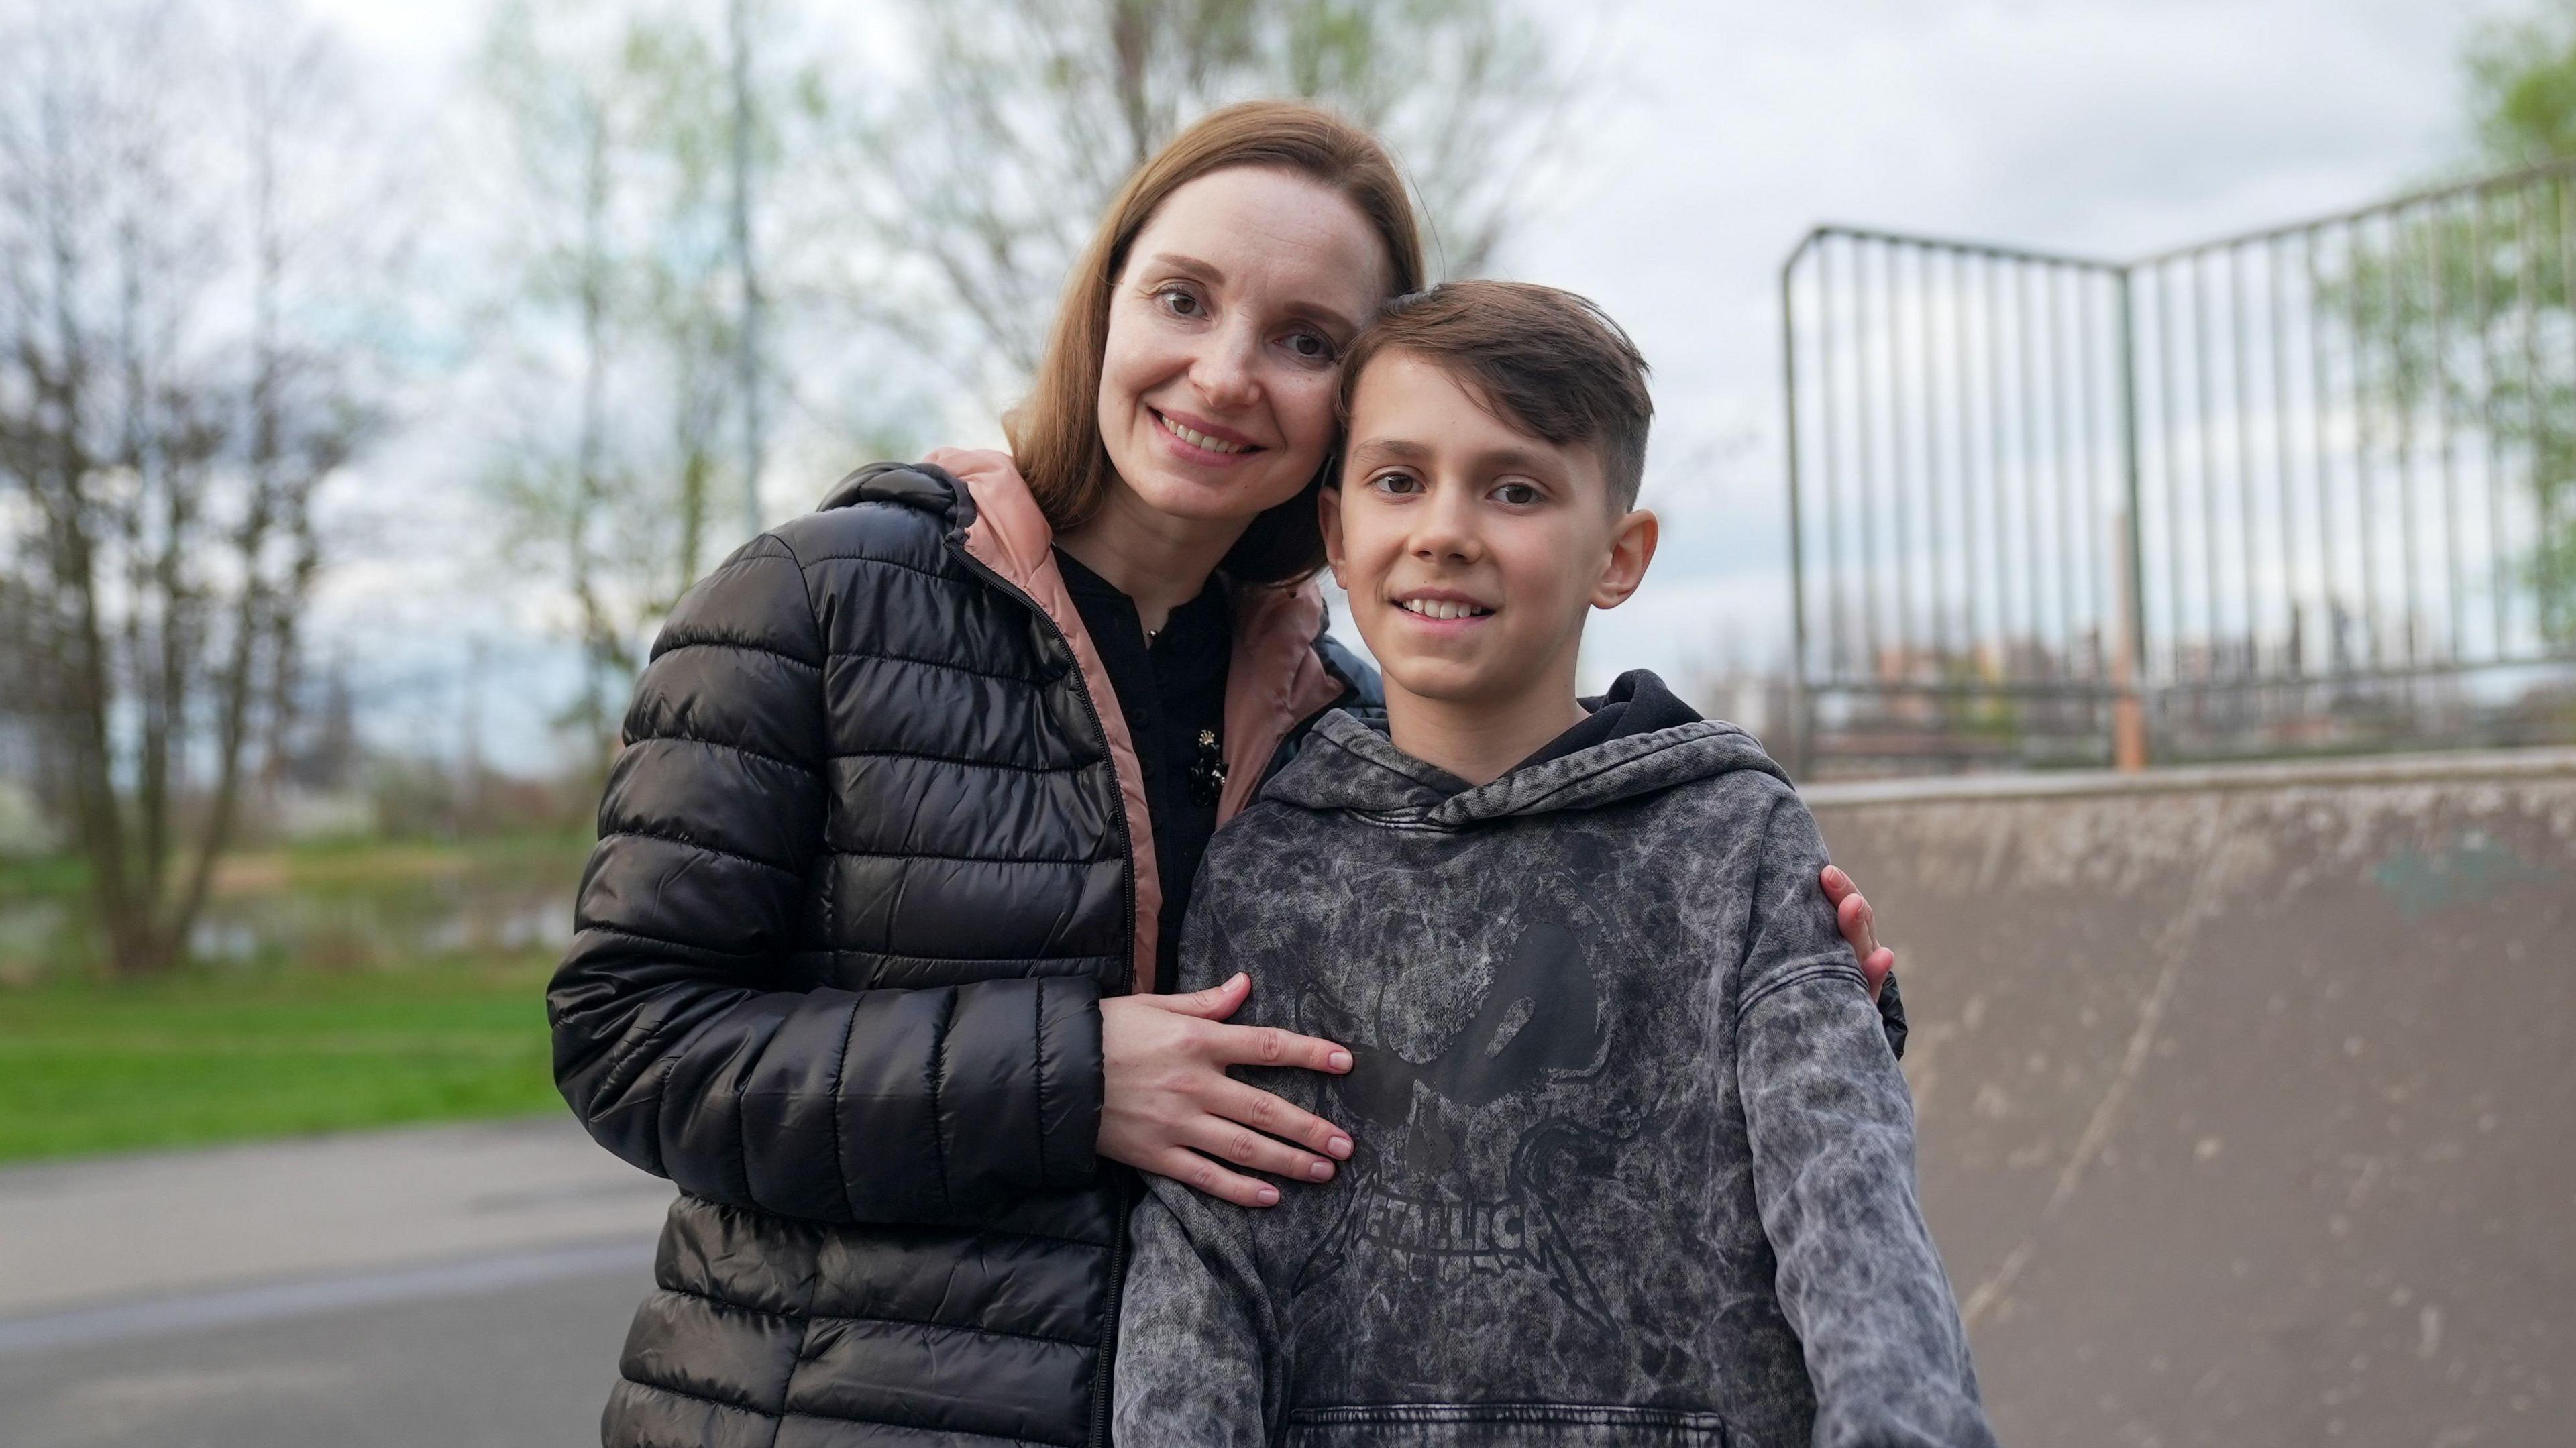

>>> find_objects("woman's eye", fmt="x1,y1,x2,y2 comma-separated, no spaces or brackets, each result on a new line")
1157,286,1203,317
1283,329,1336,363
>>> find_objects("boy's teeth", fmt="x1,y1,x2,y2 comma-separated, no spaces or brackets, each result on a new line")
1400,598,1488,621
1159,412,1244,454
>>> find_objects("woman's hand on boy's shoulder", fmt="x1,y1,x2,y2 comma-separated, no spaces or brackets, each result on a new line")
1821,866,1894,1003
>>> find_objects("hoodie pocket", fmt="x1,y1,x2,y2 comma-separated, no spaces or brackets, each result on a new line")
1284,1402,1733,1447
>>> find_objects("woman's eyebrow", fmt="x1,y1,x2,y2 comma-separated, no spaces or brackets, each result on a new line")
1141,251,1360,335
1284,298,1362,337
1144,252,1223,285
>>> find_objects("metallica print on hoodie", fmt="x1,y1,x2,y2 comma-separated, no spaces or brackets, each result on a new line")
1112,677,1993,1448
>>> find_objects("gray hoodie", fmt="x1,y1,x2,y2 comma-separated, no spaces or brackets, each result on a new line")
1112,702,1992,1448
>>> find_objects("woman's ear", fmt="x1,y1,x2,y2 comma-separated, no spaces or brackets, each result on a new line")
1591,508,1658,610
1318,481,1348,589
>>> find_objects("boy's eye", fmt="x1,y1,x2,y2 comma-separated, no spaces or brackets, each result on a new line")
1368,471,1421,495
1492,481,1542,506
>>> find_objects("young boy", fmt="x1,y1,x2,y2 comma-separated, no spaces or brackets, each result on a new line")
1112,282,1993,1447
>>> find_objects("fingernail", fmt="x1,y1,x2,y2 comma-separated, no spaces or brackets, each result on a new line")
1309,1161,1334,1181
1256,1186,1279,1205
1328,1135,1352,1159
1328,1050,1352,1072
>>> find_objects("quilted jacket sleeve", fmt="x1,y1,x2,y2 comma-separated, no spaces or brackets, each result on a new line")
547,532,1105,1223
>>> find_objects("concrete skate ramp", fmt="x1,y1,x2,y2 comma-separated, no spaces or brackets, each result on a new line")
1807,750,2575,1448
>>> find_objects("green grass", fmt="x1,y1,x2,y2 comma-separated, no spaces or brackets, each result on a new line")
0,954,563,1166
0,830,596,904
0,852,88,903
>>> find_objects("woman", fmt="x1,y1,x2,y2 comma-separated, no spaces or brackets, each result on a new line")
549,101,1895,1448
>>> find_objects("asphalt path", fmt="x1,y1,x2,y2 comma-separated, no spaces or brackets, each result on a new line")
0,1118,669,1447
0,1251,646,1447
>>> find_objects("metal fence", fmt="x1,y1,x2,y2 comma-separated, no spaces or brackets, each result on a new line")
1780,160,2576,773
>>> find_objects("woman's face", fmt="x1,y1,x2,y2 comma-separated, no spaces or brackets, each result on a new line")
1095,166,1391,533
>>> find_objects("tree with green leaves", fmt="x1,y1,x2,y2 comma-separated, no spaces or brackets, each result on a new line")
2468,1,2576,168
2315,4,2576,649
2453,2,2576,638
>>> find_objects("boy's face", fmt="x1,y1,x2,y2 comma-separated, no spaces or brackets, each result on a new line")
1323,351,1656,715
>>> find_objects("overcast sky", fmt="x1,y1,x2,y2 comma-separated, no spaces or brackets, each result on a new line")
1512,0,2502,689
303,0,2510,765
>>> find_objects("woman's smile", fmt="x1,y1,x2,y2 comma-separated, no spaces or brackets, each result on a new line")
1149,406,1263,463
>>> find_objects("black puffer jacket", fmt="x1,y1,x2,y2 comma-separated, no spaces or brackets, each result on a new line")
549,452,1369,1448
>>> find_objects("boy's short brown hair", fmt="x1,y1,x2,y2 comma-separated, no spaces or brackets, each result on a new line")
1337,280,1654,509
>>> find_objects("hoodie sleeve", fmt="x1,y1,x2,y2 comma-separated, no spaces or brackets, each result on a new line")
1114,1184,1276,1448
1112,883,1281,1448
1735,785,1996,1448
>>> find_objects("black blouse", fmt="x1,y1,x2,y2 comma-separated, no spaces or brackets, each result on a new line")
1056,548,1231,991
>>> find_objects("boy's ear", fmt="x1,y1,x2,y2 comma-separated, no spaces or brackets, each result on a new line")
1318,481,1348,590
1591,508,1658,610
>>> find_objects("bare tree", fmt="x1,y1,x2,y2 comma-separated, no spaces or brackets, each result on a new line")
728,0,767,541
0,0,393,977
472,0,1585,760
471,0,648,756
823,0,1601,402
471,0,820,760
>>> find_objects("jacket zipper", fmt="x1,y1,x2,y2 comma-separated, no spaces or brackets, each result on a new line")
1090,1170,1132,1447
947,538,1137,1448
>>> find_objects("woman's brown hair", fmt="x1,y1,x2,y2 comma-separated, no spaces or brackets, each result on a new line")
1008,101,1426,584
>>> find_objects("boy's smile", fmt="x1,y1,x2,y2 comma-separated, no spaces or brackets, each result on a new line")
1323,351,1657,782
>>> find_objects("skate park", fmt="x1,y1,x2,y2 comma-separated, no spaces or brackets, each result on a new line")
5,4,2575,1445
1813,751,2573,1445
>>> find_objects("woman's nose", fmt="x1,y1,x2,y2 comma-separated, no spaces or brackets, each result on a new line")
1189,325,1261,410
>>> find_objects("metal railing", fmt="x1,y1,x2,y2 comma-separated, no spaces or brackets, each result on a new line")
1781,160,2576,773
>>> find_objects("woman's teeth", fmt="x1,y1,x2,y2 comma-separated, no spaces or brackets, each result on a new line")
1397,598,1492,621
1157,411,1248,455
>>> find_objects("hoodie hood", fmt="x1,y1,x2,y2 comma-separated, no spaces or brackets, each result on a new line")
1265,676,1789,828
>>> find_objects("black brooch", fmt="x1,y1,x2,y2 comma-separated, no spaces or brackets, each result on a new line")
1187,727,1228,805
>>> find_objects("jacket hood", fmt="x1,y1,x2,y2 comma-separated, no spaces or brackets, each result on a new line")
1263,683,1788,828
818,458,964,520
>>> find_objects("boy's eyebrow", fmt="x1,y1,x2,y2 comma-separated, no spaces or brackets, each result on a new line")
1348,435,1568,476
1471,444,1567,475
1140,252,1360,336
1345,437,1433,469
